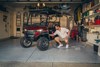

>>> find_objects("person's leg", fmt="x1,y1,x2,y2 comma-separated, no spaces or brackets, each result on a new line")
54,37,63,48
54,37,61,44
64,37,69,48
64,37,69,44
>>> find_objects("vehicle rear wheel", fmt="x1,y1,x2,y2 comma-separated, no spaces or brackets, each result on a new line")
37,37,49,51
20,37,32,48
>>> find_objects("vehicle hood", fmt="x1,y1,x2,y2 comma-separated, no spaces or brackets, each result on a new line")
24,26,47,30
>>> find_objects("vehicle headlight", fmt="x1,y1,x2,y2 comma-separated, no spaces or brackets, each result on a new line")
24,29,27,31
36,29,43,32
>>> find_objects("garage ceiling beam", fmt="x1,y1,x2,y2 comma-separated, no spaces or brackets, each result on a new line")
0,0,82,3
0,2,82,4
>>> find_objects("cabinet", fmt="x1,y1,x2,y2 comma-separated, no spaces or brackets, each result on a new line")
16,12,21,37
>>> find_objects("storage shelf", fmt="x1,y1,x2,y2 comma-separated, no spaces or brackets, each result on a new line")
83,3,100,13
84,13,100,18
93,25,100,27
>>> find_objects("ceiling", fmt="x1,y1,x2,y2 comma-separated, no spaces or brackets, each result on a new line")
0,0,82,14
0,0,84,7
0,0,84,3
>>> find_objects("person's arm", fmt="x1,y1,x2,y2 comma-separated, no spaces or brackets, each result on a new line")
49,31,57,36
66,29,70,37
49,34,54,36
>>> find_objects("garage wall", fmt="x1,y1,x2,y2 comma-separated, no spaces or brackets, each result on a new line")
0,11,10,39
0,6,15,39
0,4,79,39
60,16,68,28
10,4,77,37
10,11,15,37
12,7,69,37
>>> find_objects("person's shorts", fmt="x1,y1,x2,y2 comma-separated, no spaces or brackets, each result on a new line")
55,36,69,41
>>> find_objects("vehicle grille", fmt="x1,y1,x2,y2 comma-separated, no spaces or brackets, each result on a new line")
27,30,35,34
27,30,35,37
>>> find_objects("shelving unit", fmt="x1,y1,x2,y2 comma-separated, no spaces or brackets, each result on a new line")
84,13,100,18
93,25,100,27
82,0,100,24
88,3,100,11
16,12,21,37
83,3,100,13
82,0,100,45
83,3,100,18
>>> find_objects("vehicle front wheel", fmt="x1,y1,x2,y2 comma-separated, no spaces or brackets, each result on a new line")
20,37,32,48
37,37,49,51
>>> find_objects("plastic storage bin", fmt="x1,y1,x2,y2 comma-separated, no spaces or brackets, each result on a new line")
94,16,100,25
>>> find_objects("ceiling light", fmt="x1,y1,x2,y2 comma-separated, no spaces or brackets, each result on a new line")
37,3,40,7
43,3,45,7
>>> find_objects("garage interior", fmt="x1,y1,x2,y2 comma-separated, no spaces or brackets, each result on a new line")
0,1,78,38
0,0,100,67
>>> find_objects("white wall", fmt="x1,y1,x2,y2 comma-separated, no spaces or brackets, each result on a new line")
0,11,10,39
60,16,67,28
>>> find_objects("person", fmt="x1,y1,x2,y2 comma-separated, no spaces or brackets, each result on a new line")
50,24,70,48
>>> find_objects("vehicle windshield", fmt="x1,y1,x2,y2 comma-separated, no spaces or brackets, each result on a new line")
23,9,61,27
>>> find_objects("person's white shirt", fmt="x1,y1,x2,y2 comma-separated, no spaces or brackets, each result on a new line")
54,27,69,38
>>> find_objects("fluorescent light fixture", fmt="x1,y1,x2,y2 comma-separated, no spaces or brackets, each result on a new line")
43,3,45,7
37,3,40,7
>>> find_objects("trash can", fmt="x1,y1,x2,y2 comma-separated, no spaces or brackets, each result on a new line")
98,44,100,56
94,39,100,56
81,28,88,42
93,44,99,53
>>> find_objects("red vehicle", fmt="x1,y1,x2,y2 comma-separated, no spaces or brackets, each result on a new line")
21,22,59,51
20,4,71,51
20,8,60,51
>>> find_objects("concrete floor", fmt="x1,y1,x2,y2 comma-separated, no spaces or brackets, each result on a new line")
0,39,100,67
0,38,100,64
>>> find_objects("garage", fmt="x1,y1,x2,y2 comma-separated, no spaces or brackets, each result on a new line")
0,0,100,67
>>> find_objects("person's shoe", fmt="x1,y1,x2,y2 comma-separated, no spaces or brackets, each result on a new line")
57,44,63,48
66,45,69,48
